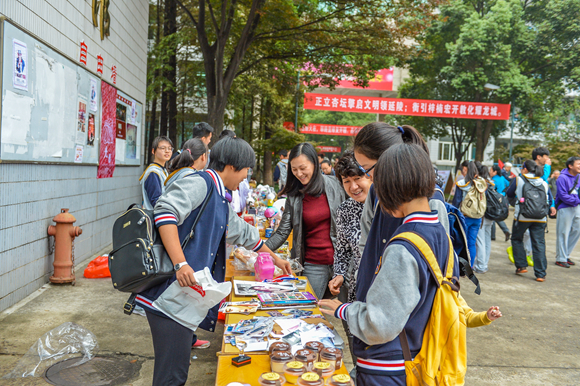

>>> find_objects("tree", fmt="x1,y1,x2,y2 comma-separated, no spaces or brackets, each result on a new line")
399,0,580,170
174,0,443,137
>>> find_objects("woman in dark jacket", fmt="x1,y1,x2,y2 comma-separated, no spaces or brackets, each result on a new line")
266,143,345,299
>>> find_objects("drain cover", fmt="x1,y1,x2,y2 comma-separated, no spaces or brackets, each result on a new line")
44,356,138,386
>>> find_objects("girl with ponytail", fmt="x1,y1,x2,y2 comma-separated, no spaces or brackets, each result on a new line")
351,122,448,306
167,138,208,174
506,159,552,281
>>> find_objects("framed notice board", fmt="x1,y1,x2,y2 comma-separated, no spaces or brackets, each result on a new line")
0,19,142,166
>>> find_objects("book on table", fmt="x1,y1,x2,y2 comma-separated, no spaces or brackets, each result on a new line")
258,292,317,308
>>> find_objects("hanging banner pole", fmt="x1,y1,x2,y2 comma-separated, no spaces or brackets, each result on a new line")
304,93,511,120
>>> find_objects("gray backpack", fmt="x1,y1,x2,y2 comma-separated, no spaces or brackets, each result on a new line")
519,177,549,219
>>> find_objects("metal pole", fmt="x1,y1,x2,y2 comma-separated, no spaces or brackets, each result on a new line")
294,70,300,132
509,95,515,162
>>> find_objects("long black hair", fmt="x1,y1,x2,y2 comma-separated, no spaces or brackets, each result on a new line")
280,142,325,197
353,122,428,161
167,138,207,173
465,161,479,183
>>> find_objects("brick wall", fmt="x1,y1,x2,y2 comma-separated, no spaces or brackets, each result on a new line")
0,0,149,312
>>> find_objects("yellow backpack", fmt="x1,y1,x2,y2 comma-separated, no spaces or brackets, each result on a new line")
391,232,467,386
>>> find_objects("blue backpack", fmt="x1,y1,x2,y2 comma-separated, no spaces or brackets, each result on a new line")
444,201,481,295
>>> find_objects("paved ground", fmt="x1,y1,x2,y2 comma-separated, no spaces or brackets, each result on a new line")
0,214,579,385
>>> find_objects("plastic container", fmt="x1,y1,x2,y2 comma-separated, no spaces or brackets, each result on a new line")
296,372,324,386
270,351,293,374
255,253,275,282
304,342,325,361
283,361,306,384
312,361,334,383
294,349,316,371
328,374,354,386
265,228,273,238
269,342,292,356
259,372,286,386
320,347,343,370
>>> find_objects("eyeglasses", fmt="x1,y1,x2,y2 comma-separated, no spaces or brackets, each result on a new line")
357,163,376,177
157,146,173,152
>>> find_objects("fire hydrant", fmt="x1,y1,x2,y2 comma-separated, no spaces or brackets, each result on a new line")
47,209,82,285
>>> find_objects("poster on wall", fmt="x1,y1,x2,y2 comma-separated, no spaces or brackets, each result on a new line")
116,103,126,121
76,99,87,144
90,79,98,111
98,82,117,178
74,145,84,163
126,124,137,159
116,119,126,139
13,39,28,91
87,113,96,146
130,99,137,124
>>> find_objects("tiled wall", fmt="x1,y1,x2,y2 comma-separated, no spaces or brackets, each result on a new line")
0,0,149,312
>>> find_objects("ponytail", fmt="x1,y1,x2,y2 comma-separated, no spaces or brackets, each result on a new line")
167,138,207,173
523,159,542,178
354,122,428,161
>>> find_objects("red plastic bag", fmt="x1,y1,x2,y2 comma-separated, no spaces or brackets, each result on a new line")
83,255,111,278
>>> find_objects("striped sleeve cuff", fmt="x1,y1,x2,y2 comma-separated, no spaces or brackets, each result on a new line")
252,239,264,252
154,212,177,227
335,303,351,321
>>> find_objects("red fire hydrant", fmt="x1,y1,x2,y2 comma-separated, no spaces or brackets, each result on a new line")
47,209,82,285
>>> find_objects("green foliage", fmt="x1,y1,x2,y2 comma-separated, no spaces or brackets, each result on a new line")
399,0,580,168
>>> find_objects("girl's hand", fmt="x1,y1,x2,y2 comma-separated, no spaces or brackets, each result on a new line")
487,306,502,321
318,299,343,316
328,276,344,296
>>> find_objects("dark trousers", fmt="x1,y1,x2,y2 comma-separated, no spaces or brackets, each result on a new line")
146,310,194,386
511,221,547,278
491,220,510,239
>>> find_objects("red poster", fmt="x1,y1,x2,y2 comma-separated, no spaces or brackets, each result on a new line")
116,119,126,139
317,146,341,153
336,68,393,91
304,93,511,120
98,82,117,178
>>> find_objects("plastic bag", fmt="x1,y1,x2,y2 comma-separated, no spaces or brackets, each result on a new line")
153,267,232,331
83,255,111,278
233,247,258,272
3,322,98,378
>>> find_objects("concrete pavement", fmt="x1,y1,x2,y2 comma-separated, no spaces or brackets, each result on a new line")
0,214,579,385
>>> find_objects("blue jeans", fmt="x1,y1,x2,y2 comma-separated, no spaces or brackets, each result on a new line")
464,217,482,267
475,218,493,272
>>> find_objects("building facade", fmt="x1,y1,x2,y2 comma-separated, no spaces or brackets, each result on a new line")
0,1,149,312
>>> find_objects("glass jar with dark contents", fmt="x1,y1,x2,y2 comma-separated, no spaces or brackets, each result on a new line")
294,349,316,371
304,342,325,361
320,347,343,370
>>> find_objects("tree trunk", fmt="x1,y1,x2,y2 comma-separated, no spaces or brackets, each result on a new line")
161,0,177,146
263,98,273,186
475,120,494,162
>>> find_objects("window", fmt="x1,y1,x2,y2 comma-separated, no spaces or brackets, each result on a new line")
438,142,453,161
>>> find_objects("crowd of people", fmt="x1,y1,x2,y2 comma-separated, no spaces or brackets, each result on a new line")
135,120,580,386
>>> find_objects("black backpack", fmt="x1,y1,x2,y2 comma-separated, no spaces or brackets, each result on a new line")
108,189,213,296
485,186,509,222
519,176,549,220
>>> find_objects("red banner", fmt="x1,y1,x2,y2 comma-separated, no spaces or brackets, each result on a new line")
317,146,341,153
304,93,511,120
284,122,362,136
97,82,117,178
337,68,393,91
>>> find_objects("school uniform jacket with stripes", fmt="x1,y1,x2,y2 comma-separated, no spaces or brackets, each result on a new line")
140,163,168,210
137,169,264,332
335,211,458,383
